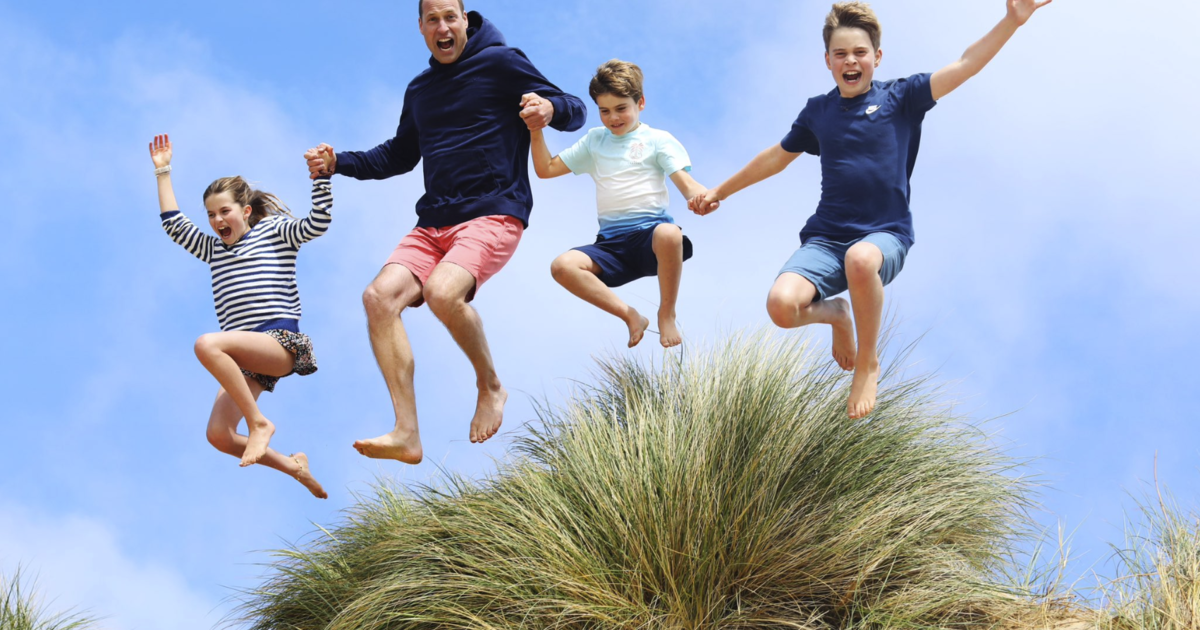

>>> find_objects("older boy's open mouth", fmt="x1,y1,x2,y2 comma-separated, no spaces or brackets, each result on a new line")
437,38,454,51
844,71,862,83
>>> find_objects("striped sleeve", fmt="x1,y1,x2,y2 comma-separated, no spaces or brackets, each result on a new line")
161,211,216,263
276,178,333,248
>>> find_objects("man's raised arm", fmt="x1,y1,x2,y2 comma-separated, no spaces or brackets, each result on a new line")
507,49,586,133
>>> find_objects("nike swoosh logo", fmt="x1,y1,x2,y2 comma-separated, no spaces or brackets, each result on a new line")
866,105,880,115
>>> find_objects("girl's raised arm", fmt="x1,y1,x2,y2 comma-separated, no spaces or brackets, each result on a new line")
150,134,179,213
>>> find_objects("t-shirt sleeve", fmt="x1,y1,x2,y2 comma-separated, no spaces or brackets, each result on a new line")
557,131,595,176
901,72,937,119
654,130,692,176
780,100,820,155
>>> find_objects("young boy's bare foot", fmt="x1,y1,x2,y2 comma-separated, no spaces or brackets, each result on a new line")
625,309,651,348
829,298,856,371
240,417,275,467
353,429,424,464
847,358,880,419
658,312,682,348
289,453,328,499
469,385,507,443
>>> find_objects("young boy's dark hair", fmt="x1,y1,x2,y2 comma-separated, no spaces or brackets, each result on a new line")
588,59,644,103
823,2,882,51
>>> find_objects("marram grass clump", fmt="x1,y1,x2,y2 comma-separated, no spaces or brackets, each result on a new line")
0,569,97,630
240,333,1047,629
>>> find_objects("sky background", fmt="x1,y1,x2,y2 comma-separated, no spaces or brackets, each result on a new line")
2,0,1198,627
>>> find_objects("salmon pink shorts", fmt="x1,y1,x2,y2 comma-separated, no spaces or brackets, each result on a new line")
386,214,524,305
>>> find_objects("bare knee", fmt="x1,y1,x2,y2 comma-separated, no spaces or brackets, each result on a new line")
362,279,401,322
206,425,237,454
844,243,883,282
652,223,683,253
193,333,221,362
550,253,574,284
423,283,465,320
766,284,815,329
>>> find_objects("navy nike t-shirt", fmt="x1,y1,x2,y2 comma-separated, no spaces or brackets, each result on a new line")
781,72,936,247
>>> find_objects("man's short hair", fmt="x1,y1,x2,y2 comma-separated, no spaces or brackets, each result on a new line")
419,0,465,17
589,59,644,103
823,2,882,52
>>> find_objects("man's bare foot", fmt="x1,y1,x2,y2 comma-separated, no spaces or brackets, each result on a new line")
240,418,275,467
829,298,856,371
658,312,682,348
625,309,651,348
469,385,507,443
290,453,328,499
353,429,424,464
847,359,881,419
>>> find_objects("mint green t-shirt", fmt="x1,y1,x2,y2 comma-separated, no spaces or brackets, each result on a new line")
558,123,691,238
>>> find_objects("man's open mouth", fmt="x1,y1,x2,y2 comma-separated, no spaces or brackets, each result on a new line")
437,38,454,51
844,71,862,83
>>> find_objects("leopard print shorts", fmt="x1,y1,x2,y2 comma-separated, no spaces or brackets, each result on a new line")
241,329,318,393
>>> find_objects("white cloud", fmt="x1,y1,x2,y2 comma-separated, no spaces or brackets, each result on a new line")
0,503,219,630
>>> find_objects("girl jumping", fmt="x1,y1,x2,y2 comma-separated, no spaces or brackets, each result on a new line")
150,133,332,499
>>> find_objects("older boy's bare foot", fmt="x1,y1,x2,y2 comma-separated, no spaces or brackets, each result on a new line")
658,312,682,348
847,359,880,419
625,310,651,348
829,298,856,371
353,429,424,464
289,453,328,499
240,418,275,467
469,385,507,443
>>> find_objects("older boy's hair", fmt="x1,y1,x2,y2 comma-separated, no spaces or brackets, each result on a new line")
589,59,644,103
823,2,882,52
419,0,465,17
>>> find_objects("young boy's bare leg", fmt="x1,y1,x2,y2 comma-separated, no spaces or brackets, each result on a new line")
355,264,426,464
843,242,885,419
423,262,508,444
766,273,856,371
193,331,295,467
651,223,685,348
205,380,328,498
551,250,650,348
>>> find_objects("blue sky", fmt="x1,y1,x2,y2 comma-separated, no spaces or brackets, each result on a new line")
1,0,1198,627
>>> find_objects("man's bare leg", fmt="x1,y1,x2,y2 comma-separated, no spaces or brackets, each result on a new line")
423,263,507,443
353,264,426,464
766,273,857,371
205,379,328,498
551,250,649,348
651,224,685,348
844,242,885,419
193,331,295,466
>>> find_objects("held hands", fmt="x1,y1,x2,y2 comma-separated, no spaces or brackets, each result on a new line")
149,134,172,168
519,93,554,131
304,143,336,180
1007,0,1051,26
689,189,722,216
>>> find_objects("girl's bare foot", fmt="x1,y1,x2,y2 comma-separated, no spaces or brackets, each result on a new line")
470,385,507,443
658,311,682,348
353,429,424,464
829,298,856,371
847,358,880,419
290,453,328,499
240,418,276,467
625,309,651,348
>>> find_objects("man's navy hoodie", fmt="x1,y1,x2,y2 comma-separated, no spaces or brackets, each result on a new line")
334,12,586,229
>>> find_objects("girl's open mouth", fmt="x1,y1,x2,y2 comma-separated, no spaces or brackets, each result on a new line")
219,227,232,238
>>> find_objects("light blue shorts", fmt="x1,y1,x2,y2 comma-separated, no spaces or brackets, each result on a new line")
778,232,909,301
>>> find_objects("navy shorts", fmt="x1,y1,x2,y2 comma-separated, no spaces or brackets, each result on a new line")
778,232,909,300
573,224,694,288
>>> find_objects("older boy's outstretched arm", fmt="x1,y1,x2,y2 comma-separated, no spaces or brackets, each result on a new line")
529,127,572,179
689,144,801,216
931,0,1051,101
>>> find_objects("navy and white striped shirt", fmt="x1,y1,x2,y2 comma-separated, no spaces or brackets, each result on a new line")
161,178,333,332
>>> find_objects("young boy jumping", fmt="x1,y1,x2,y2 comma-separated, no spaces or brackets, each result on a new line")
691,0,1050,417
529,59,708,348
